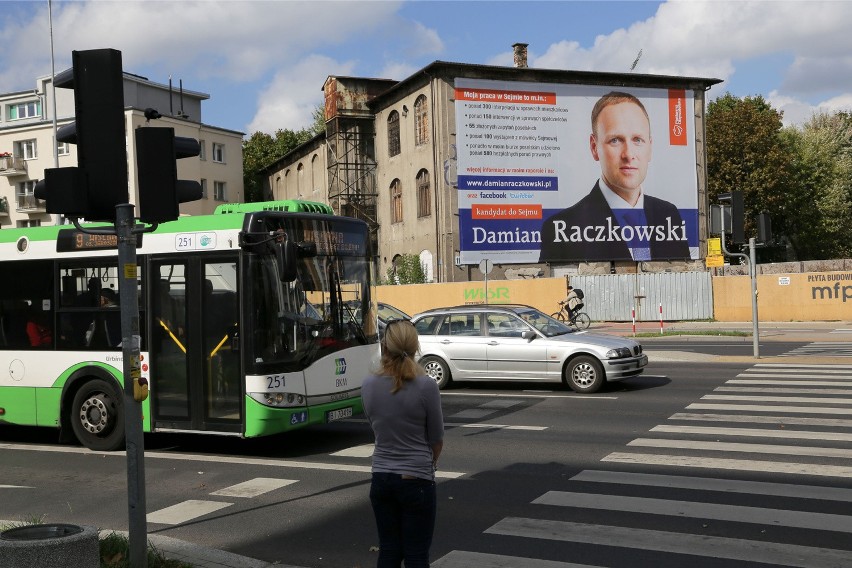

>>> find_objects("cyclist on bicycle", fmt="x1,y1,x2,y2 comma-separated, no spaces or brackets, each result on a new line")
562,286,584,318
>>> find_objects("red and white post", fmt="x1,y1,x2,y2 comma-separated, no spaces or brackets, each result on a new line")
631,306,636,336
659,303,664,335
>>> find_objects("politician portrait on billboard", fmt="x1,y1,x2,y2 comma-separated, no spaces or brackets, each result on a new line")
454,79,699,265
539,90,690,262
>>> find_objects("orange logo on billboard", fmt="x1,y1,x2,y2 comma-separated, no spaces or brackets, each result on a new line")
668,89,687,146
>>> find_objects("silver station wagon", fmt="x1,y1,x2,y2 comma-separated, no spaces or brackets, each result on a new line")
411,304,647,393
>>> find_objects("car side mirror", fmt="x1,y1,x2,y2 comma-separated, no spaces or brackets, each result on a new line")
521,329,536,341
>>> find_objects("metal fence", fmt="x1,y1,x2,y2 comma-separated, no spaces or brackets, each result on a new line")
569,272,713,322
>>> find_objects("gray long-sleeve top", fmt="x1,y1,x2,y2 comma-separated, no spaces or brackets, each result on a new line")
362,373,444,481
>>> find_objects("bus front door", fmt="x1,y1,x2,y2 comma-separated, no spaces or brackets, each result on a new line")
150,258,241,434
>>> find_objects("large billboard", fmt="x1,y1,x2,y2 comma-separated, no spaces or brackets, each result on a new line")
454,78,699,264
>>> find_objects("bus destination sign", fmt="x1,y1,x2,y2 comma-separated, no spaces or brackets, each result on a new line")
57,229,143,252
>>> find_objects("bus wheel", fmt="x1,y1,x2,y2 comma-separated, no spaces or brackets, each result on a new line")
70,379,126,451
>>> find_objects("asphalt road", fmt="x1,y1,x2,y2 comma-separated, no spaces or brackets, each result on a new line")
3,336,852,567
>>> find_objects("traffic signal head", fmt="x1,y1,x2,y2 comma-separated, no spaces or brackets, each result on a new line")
37,49,128,221
717,190,745,244
135,127,202,224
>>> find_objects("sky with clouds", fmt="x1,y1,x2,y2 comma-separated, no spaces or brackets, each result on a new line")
2,0,851,137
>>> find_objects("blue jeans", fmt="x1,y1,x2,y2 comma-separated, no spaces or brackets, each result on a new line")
369,472,437,567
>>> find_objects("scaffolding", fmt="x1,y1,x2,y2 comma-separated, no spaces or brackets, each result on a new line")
326,115,378,246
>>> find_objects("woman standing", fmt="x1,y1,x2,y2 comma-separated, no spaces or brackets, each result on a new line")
362,319,444,567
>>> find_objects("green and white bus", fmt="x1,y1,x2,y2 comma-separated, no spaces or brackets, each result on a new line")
0,200,379,450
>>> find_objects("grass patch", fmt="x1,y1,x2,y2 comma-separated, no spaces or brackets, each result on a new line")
634,330,751,338
0,520,193,568
100,532,194,568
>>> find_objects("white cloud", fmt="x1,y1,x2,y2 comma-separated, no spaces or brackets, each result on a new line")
529,1,852,100
378,62,418,82
248,54,356,134
769,91,852,127
0,1,404,88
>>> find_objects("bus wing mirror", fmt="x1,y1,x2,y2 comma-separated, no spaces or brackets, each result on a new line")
276,240,298,282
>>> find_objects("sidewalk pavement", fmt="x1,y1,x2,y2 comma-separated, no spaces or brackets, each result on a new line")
4,321,849,568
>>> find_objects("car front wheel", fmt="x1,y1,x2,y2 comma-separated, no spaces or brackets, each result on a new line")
564,355,604,394
420,356,451,389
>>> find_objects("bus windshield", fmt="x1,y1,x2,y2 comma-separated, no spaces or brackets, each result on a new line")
245,216,376,374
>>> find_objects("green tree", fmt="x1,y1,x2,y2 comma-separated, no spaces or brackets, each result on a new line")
706,93,793,256
385,254,427,284
241,105,327,202
782,112,852,259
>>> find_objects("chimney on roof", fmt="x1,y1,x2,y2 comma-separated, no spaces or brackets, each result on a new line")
512,43,529,68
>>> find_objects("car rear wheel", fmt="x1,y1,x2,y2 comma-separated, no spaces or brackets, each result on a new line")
421,356,451,389
564,355,604,394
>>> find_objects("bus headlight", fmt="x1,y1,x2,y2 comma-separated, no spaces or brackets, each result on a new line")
248,392,306,407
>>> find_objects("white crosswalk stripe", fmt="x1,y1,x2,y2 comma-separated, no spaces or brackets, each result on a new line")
433,362,852,566
482,518,851,568
780,342,852,357
147,500,233,525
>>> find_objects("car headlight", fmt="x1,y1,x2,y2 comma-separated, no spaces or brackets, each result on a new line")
606,347,632,359
247,392,306,407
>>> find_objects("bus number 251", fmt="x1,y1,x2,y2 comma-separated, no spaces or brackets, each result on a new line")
267,375,285,389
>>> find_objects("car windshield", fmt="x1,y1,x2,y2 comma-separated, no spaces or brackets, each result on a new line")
378,303,410,322
515,307,574,337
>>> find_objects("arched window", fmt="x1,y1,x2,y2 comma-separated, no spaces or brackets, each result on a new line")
414,95,428,146
387,110,401,157
390,178,403,223
297,163,304,198
416,169,431,218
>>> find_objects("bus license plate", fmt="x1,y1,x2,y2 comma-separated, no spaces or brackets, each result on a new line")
327,407,353,422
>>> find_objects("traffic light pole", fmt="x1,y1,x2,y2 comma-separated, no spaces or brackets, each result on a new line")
721,231,760,358
116,203,149,568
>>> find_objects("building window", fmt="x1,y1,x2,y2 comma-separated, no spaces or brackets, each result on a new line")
414,95,428,146
17,219,42,228
387,111,400,157
198,140,206,161
15,139,37,160
390,179,402,223
200,178,208,199
214,181,226,201
416,169,431,218
9,101,41,120
57,141,70,156
16,180,39,209
212,143,225,163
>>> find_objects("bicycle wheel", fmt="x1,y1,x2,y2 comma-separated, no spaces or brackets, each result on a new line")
551,310,566,322
574,312,591,329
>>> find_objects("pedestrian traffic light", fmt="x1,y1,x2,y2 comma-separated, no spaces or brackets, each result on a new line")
717,191,745,244
135,127,203,224
35,48,128,221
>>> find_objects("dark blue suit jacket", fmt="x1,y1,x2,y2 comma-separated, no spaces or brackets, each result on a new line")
538,182,690,262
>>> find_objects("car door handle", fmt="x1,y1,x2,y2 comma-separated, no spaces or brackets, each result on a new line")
488,341,499,345
441,339,452,344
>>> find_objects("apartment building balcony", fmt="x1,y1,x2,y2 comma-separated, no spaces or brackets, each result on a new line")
0,196,9,217
16,194,46,213
0,156,27,177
